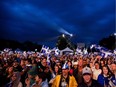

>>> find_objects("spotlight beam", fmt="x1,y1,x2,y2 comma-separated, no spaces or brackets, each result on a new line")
59,28,73,37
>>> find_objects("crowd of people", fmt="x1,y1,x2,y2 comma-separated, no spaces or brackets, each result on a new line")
0,48,116,87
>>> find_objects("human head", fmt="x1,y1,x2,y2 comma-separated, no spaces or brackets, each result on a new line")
20,59,25,66
100,59,105,67
41,58,47,67
101,65,113,77
11,72,21,82
95,62,100,70
78,59,83,67
8,66,14,73
35,73,46,84
28,66,38,79
73,61,78,69
82,67,92,83
13,61,18,67
54,65,59,73
62,63,69,77
111,62,116,73
55,60,61,66
67,61,72,67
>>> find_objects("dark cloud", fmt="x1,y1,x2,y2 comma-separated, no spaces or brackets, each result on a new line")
0,0,115,47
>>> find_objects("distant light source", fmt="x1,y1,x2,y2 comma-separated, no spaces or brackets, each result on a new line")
70,34,73,37
62,34,65,38
114,33,116,36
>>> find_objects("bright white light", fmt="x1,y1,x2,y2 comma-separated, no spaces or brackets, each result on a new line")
59,28,71,35
114,33,116,36
70,34,73,37
62,34,65,38
59,28,73,37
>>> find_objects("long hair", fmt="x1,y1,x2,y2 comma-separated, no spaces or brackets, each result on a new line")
12,72,21,87
101,65,114,78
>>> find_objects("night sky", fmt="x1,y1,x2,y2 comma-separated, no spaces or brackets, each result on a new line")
0,0,115,47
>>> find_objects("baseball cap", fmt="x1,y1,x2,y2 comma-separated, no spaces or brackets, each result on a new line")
72,61,78,66
82,66,92,75
62,63,69,69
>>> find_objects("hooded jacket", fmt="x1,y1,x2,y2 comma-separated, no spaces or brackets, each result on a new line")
52,75,78,87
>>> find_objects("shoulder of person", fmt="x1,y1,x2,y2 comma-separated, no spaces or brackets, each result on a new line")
92,79,100,84
53,75,61,82
92,79,102,87
78,82,86,87
69,75,76,80
18,82,23,87
55,75,61,78
69,75,74,78
42,82,49,87
98,74,103,77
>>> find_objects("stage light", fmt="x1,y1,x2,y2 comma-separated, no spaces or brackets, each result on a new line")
62,34,65,38
70,34,73,37
114,33,116,36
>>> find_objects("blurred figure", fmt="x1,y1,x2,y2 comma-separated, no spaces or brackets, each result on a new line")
97,65,116,87
32,73,48,87
77,59,84,84
38,58,51,82
111,62,116,75
72,61,78,83
52,63,78,87
6,72,23,87
25,66,38,87
78,66,101,87
49,65,60,85
92,62,102,80
5,66,14,84
99,59,105,69
13,61,22,72
67,61,73,75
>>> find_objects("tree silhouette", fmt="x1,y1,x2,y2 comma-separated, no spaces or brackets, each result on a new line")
56,35,76,50
56,36,68,50
99,34,116,50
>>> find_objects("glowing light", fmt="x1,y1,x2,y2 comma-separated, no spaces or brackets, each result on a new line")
70,34,73,37
62,34,65,38
59,28,74,38
114,33,116,36
59,28,71,35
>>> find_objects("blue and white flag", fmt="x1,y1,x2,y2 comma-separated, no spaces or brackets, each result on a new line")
114,49,116,54
101,50,112,58
40,45,50,55
99,52,105,58
54,47,60,55
76,47,82,54
90,44,96,49
83,48,88,54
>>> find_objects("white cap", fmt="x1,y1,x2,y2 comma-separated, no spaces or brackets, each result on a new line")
82,66,92,75
73,62,78,66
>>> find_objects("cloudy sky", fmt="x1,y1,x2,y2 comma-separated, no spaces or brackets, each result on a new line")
0,0,115,47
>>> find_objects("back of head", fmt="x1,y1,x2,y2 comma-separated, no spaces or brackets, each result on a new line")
38,73,47,81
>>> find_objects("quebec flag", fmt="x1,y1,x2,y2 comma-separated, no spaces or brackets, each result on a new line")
90,44,96,49
83,48,88,54
76,47,82,54
114,49,116,54
54,47,60,55
40,45,50,55
101,50,112,58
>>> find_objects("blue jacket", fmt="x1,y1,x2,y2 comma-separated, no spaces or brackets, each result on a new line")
109,76,116,87
97,74,109,86
97,74,116,87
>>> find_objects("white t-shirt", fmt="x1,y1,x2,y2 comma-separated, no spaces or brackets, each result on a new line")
92,69,102,80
